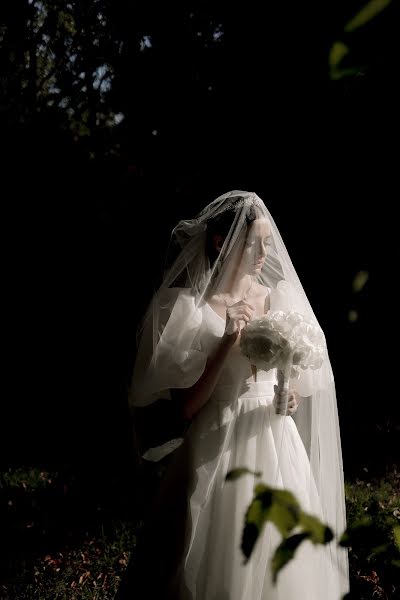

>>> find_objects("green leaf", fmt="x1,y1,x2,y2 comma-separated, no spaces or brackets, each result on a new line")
241,522,261,562
241,492,273,560
352,270,369,292
331,66,365,81
369,543,389,556
273,489,299,508
247,498,266,527
329,41,350,69
329,42,363,80
270,490,301,535
299,512,334,544
338,517,373,547
344,0,392,33
271,533,309,583
241,485,301,560
394,526,400,551
225,467,262,482
266,499,299,538
254,482,269,495
348,310,358,322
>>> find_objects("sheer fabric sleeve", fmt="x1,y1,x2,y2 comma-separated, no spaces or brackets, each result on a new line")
129,288,208,410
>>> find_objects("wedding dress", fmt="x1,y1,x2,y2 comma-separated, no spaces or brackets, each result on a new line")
129,191,349,599
134,290,343,599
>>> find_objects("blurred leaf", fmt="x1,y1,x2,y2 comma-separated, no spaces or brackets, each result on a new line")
329,0,394,79
329,39,363,80
241,521,262,562
344,0,392,33
241,485,300,560
254,483,269,495
329,41,350,69
298,512,334,544
271,532,309,583
339,516,374,547
241,489,273,560
353,270,369,292
394,526,400,550
225,467,262,481
348,310,358,322
370,543,390,555
266,490,300,537
246,498,263,523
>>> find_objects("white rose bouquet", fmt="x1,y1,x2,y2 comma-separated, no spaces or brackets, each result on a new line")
239,310,326,415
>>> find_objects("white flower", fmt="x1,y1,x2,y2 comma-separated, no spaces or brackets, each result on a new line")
239,310,325,377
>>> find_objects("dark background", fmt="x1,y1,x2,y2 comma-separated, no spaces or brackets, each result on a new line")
1,1,398,485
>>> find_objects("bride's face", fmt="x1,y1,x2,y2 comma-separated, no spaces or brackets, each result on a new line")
238,218,272,276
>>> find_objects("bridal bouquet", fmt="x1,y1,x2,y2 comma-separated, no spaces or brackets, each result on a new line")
240,311,325,414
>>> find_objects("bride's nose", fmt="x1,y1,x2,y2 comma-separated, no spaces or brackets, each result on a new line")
256,240,267,260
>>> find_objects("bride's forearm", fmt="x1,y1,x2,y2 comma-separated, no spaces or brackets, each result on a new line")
181,334,235,421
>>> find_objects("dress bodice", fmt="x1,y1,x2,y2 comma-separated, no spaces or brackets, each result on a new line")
198,302,278,395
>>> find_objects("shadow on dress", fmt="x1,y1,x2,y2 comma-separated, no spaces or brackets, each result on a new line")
116,398,284,599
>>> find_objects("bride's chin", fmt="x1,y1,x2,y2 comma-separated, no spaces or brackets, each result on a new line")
241,264,262,276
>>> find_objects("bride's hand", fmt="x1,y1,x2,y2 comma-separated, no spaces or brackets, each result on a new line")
273,387,300,416
223,300,254,342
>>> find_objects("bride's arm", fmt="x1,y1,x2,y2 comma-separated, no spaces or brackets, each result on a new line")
176,300,254,421
178,332,236,422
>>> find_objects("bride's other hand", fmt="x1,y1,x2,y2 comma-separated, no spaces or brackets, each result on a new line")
273,387,300,416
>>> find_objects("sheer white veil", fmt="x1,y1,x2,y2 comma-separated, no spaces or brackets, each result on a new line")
129,190,349,591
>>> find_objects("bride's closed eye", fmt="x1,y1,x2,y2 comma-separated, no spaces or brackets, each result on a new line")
245,236,271,248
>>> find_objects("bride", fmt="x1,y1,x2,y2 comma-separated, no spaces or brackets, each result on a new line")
128,191,349,599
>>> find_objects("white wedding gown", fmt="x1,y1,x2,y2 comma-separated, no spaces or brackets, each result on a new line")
135,296,343,600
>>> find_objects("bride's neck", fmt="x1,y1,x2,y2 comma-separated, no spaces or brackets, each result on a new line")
220,272,252,299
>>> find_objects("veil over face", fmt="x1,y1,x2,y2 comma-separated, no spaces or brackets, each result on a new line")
129,190,349,594
131,191,323,406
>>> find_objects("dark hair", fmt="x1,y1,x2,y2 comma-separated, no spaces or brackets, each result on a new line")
205,203,257,267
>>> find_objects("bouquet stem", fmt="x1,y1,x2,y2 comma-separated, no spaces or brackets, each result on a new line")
275,349,294,415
